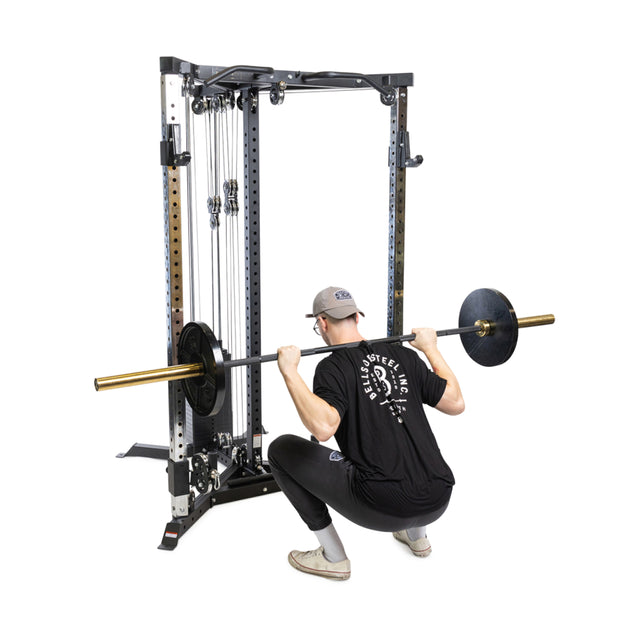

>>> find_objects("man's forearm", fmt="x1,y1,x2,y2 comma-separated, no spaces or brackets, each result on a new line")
422,346,465,415
281,370,340,441
423,346,453,379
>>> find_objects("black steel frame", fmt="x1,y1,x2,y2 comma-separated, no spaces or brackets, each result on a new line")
120,57,421,549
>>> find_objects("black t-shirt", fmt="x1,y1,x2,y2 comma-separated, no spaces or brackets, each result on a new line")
313,342,455,517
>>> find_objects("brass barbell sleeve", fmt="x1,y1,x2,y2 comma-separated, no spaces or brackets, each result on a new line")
517,314,556,329
474,314,556,337
95,362,204,392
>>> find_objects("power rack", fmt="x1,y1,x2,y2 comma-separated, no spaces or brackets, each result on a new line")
117,56,422,549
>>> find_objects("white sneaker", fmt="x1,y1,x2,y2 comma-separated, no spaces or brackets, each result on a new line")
393,530,432,557
288,546,351,580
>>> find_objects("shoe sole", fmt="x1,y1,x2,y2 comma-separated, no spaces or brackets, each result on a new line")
288,552,351,580
393,531,432,557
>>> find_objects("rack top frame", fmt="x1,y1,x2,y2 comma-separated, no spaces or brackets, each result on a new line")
160,56,413,101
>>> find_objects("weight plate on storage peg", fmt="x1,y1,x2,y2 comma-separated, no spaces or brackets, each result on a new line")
458,288,518,367
178,322,226,416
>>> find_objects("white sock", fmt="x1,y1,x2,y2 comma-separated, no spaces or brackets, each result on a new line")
314,523,348,563
407,526,427,542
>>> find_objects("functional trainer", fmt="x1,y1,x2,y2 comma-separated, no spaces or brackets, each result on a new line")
95,57,554,549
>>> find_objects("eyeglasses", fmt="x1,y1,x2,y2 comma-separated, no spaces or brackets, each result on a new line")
313,318,326,335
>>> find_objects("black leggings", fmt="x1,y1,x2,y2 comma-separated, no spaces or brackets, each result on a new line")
267,434,450,532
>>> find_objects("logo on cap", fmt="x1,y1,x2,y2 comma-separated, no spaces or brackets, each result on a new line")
334,290,352,301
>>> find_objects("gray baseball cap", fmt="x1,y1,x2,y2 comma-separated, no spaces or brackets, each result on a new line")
305,286,365,319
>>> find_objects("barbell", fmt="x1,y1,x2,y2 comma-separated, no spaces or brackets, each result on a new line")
94,288,554,416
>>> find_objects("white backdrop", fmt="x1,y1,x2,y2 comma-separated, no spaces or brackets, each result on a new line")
3,1,639,638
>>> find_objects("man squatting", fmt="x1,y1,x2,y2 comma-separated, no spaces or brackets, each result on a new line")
268,286,464,580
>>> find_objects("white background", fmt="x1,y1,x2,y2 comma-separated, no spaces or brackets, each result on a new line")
3,1,639,638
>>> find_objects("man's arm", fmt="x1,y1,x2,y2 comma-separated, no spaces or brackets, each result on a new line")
277,345,341,442
410,327,465,416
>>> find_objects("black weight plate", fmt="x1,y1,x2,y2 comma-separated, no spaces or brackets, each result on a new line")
178,321,226,416
458,289,518,366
